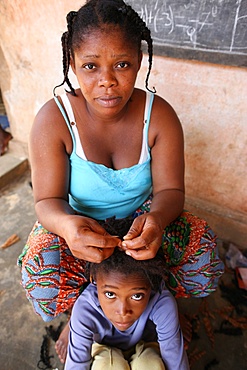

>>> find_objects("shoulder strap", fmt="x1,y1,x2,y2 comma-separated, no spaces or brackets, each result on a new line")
55,93,87,159
144,92,155,125
60,94,76,124
138,92,155,164
54,96,73,138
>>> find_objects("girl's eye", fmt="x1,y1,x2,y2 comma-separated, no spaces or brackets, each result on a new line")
116,62,128,69
105,291,116,299
84,64,95,70
131,293,144,301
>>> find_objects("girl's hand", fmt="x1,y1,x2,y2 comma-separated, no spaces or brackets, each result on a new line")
120,213,163,260
63,215,121,263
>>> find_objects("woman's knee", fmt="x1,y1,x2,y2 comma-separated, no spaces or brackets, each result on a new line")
163,212,224,298
18,222,64,320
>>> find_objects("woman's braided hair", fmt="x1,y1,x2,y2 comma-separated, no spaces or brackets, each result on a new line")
87,248,167,292
53,0,155,96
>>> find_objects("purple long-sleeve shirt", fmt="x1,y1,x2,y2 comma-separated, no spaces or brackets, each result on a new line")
65,282,189,370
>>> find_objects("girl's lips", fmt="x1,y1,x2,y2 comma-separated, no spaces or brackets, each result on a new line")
113,321,133,330
96,96,122,107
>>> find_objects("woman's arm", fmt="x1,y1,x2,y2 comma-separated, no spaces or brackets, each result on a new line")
30,99,120,262
121,95,185,259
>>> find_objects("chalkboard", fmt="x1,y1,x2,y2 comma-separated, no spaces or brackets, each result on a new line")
127,0,247,67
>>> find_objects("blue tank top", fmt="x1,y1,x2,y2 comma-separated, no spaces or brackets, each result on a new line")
54,92,154,220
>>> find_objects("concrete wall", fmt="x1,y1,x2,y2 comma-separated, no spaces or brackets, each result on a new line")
0,1,246,246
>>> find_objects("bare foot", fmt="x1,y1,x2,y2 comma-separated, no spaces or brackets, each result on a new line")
55,321,70,363
0,126,13,156
179,312,192,350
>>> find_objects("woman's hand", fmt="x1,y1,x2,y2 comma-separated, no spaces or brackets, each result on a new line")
63,215,121,263
120,212,163,260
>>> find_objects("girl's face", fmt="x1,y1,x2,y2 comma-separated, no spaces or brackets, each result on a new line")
71,26,142,119
96,270,151,331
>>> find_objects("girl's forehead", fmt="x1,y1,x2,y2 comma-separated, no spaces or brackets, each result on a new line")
97,270,150,288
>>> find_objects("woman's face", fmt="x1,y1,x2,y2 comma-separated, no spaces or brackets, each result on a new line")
71,25,142,119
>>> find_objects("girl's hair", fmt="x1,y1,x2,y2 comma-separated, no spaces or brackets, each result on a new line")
53,0,155,96
87,248,167,292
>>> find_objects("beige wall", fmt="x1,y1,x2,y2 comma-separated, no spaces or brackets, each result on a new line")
0,0,83,143
0,1,246,245
136,57,247,246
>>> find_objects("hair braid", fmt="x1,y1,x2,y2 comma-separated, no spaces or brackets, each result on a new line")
142,27,156,93
119,4,156,93
53,11,78,96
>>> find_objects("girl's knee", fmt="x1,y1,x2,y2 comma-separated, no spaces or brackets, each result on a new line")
92,344,130,370
130,342,166,370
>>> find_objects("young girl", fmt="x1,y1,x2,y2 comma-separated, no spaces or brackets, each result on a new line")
65,249,189,370
18,0,224,362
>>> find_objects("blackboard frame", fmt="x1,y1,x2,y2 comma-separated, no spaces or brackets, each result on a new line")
153,44,247,68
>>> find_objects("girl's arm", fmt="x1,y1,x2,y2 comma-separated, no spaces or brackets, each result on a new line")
153,290,190,370
64,303,93,370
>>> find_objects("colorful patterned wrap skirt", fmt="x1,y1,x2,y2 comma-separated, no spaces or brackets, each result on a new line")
17,197,224,322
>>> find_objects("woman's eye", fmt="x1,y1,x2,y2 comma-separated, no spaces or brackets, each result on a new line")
117,62,128,69
84,64,95,70
132,293,144,301
105,291,116,299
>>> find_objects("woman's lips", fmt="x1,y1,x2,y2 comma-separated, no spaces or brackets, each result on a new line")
96,96,122,107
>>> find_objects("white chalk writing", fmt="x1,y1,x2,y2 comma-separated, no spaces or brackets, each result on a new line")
128,0,247,55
